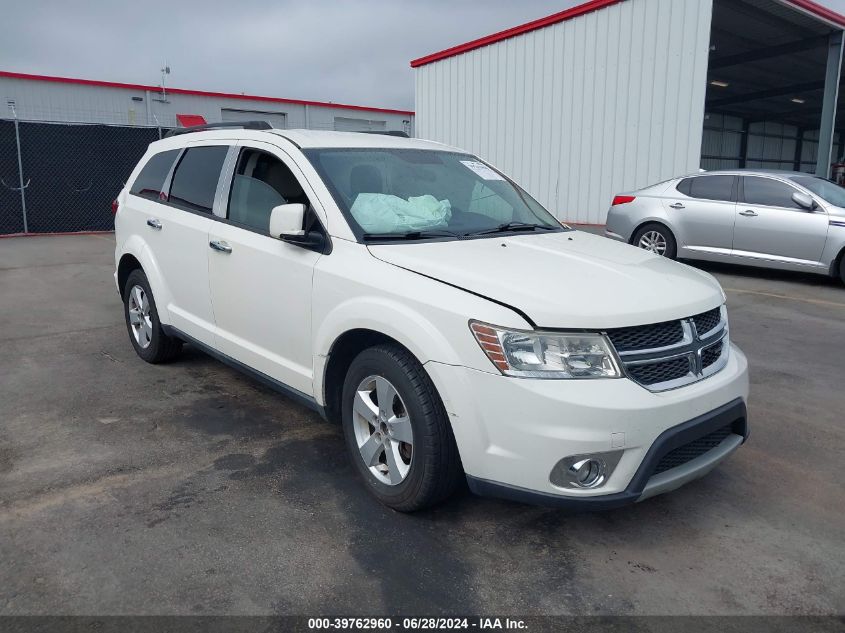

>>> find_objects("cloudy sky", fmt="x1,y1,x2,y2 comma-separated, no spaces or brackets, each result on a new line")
2,0,845,110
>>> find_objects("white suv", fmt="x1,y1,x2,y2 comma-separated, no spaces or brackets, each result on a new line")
114,123,749,511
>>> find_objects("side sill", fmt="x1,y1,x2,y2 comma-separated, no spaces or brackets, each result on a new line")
162,325,327,420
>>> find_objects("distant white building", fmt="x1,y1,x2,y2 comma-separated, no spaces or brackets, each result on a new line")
0,70,414,135
413,0,845,224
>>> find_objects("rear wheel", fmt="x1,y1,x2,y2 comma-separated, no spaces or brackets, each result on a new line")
123,269,182,363
341,344,462,512
633,223,677,259
839,255,845,286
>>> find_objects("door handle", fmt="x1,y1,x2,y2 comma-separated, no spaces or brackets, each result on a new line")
209,240,233,254
669,202,685,209
739,210,758,217
146,218,162,230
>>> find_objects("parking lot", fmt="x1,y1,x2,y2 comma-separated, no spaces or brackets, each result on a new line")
1,232,843,617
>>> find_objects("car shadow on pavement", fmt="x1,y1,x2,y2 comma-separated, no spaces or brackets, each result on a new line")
681,259,841,288
141,342,750,615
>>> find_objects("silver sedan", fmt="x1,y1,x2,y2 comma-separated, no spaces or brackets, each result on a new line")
604,170,845,285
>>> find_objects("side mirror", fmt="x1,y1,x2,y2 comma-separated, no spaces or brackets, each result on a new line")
792,191,816,211
269,203,306,239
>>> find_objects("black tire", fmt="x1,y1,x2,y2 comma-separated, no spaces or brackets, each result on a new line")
632,222,678,259
122,269,182,364
341,344,462,512
839,256,845,286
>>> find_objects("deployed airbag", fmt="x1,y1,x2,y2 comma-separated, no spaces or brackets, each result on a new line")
350,193,452,233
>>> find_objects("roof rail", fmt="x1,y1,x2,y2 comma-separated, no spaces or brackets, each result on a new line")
164,121,273,138
361,130,410,138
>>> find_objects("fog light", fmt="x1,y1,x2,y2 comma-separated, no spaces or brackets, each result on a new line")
571,458,605,488
549,450,623,490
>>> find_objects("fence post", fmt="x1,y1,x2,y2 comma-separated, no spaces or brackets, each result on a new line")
12,114,28,234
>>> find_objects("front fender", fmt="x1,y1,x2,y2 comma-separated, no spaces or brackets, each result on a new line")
312,295,466,407
119,235,173,325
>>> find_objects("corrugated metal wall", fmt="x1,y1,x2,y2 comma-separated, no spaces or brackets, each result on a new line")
414,0,713,224
700,113,843,172
0,77,414,134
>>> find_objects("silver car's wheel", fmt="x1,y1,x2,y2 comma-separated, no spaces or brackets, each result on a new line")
127,284,153,349
352,374,414,486
638,230,668,255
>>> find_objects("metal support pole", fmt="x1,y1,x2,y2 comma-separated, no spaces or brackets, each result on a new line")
794,128,805,172
12,112,28,234
816,31,843,178
739,119,749,169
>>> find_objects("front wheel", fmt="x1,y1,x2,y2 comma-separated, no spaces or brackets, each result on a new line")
341,344,462,511
633,223,677,259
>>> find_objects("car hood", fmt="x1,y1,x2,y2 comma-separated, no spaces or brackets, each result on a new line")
368,231,725,329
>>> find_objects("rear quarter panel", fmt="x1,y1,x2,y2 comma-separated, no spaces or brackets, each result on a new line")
606,195,672,243
114,196,174,324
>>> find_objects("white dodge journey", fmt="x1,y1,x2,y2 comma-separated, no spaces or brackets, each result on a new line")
114,123,749,511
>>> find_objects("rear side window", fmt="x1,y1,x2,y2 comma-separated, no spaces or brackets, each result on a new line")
676,178,693,196
168,146,229,213
129,149,179,201
684,176,734,202
742,177,801,209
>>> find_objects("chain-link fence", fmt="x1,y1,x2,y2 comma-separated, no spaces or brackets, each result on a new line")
0,120,24,234
0,120,169,235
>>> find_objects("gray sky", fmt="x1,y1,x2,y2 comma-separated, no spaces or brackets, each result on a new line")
2,0,845,111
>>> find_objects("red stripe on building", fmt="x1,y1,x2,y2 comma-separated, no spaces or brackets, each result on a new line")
0,71,415,116
410,0,625,68
409,0,845,68
785,0,845,27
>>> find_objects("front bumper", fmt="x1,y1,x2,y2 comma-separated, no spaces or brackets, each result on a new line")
467,398,746,509
424,344,749,508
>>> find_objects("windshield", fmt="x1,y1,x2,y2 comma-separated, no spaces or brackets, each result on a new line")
304,148,564,240
790,176,845,208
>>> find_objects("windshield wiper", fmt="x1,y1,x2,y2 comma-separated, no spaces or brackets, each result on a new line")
362,229,460,241
463,222,559,237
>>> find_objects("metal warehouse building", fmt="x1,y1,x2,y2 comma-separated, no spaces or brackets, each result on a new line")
0,72,413,235
412,0,845,225
0,71,414,134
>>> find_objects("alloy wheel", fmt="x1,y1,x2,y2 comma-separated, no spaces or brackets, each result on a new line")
352,375,414,485
638,230,667,255
127,284,153,349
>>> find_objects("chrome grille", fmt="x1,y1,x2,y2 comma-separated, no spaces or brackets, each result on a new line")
701,340,723,369
692,308,721,336
606,320,684,352
607,306,729,392
627,356,692,386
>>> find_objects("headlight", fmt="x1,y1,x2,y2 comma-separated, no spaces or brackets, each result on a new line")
469,321,622,379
